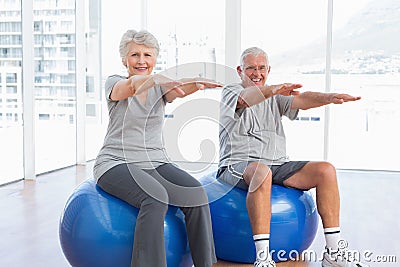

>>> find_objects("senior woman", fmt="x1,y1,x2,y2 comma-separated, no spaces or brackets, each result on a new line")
93,29,220,267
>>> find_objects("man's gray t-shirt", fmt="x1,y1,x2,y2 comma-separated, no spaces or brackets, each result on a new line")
93,75,170,181
219,83,299,168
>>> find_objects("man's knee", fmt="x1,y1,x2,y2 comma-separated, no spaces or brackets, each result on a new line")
316,162,337,179
245,162,272,179
244,162,272,192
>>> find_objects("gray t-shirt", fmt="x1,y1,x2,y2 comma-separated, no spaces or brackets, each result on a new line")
219,83,299,168
93,75,170,181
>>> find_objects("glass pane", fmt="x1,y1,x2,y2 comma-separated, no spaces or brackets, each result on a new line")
147,0,225,67
330,0,400,171
101,0,142,77
0,0,24,185
147,0,225,167
33,0,77,173
85,0,105,160
242,0,328,161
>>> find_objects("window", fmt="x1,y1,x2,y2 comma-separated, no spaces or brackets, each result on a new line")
84,0,105,160
33,0,77,173
329,0,400,171
1,0,398,186
6,86,17,94
0,2,23,185
242,0,328,161
146,0,225,167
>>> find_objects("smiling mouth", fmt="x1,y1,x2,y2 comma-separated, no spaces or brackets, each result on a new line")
251,78,262,84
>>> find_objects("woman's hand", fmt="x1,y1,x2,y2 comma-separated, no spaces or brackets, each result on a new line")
151,74,185,96
164,77,223,102
179,77,223,91
132,74,184,96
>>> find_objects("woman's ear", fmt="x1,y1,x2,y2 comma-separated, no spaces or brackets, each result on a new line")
122,58,127,67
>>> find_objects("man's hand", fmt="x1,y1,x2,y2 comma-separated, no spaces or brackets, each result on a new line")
291,91,362,110
330,93,361,104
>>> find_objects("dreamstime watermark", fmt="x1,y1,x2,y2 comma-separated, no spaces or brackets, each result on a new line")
120,62,275,206
271,249,397,264
259,240,398,264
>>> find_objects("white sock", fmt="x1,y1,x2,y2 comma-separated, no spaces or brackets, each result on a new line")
324,227,341,251
253,234,270,260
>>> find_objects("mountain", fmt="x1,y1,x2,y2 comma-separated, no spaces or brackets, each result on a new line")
333,0,400,55
273,0,400,74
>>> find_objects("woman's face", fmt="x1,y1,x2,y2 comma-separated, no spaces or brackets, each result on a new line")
123,42,157,77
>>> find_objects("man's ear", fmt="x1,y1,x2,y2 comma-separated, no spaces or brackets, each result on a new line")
236,65,242,76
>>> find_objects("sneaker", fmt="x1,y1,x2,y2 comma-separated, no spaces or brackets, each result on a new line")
254,257,276,267
254,250,276,267
322,245,370,267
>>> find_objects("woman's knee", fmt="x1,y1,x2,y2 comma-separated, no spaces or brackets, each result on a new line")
182,185,209,207
141,195,169,215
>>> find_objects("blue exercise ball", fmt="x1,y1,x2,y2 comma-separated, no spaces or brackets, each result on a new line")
200,172,318,263
59,179,193,267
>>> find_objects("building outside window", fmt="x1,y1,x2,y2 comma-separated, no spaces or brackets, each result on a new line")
0,0,103,185
0,0,23,185
32,0,77,173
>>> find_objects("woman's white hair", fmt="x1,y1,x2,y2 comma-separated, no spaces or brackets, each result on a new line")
119,29,160,59
239,47,269,67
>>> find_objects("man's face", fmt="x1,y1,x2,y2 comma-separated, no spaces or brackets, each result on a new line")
238,54,270,88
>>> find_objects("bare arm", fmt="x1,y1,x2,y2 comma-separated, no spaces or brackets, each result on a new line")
237,83,302,108
109,74,182,101
291,91,361,110
164,77,223,102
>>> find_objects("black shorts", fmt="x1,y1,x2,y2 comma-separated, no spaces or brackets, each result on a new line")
217,161,309,190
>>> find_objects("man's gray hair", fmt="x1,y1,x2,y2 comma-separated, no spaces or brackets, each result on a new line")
119,29,160,59
240,47,269,67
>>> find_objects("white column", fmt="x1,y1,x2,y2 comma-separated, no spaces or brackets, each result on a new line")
22,0,36,180
75,0,86,164
324,0,334,161
225,0,241,70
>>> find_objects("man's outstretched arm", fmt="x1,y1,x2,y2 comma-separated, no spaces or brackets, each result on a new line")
237,83,302,108
291,91,361,110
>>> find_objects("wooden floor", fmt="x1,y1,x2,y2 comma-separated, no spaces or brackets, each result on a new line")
0,161,399,267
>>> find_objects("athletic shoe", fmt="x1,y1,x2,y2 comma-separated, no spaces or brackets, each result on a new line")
322,245,370,267
254,257,276,267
